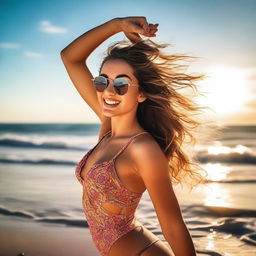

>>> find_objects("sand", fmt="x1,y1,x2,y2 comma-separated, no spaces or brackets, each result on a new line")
0,215,98,256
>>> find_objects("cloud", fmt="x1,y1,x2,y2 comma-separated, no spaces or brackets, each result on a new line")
24,51,43,58
39,20,67,34
0,42,21,49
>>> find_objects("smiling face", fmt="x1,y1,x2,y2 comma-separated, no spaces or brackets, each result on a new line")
97,59,146,118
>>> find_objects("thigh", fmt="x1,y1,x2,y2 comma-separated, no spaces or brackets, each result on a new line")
108,220,173,256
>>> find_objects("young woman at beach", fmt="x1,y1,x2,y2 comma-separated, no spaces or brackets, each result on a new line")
61,16,205,256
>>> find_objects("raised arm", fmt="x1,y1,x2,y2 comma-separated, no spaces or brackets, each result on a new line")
60,18,121,134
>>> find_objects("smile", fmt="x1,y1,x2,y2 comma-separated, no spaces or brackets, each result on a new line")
103,99,120,106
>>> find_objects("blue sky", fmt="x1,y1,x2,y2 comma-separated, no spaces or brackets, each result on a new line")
1,0,255,124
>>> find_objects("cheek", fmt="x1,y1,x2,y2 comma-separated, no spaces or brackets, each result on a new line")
122,94,139,109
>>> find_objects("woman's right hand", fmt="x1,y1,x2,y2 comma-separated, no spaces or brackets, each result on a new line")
116,16,159,43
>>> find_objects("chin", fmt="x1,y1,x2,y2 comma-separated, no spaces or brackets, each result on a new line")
102,111,118,118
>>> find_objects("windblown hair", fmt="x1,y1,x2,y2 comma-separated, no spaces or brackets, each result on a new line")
99,39,208,190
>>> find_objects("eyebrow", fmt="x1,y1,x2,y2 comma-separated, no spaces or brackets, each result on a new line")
100,73,132,81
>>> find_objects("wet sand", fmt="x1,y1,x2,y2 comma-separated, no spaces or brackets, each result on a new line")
0,215,98,256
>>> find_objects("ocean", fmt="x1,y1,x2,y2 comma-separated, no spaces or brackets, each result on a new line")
0,123,255,255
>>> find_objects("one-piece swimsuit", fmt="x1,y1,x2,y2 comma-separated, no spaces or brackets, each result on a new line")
75,131,159,256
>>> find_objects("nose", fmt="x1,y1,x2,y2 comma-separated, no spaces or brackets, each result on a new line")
104,79,116,95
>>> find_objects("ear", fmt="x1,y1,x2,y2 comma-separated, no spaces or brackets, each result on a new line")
138,93,147,103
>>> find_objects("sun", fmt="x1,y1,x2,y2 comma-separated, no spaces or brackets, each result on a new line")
197,66,250,116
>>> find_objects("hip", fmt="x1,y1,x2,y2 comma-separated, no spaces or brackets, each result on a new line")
108,219,173,256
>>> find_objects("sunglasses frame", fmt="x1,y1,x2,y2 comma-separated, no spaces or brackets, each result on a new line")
91,75,138,95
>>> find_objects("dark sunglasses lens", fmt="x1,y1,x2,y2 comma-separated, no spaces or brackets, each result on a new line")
93,76,107,92
114,78,129,95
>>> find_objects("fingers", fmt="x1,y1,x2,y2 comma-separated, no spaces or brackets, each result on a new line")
128,16,158,36
142,23,159,37
121,16,159,38
140,17,158,35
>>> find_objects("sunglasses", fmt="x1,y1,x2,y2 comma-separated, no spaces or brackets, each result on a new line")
91,75,138,95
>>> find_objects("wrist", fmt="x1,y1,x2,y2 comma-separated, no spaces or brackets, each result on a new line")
109,17,123,33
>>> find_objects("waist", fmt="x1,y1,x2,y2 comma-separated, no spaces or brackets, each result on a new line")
82,190,141,216
87,208,136,225
88,214,138,233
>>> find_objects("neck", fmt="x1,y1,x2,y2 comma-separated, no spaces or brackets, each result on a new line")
109,114,143,139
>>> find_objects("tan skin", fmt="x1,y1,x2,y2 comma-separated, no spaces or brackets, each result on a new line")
61,17,197,256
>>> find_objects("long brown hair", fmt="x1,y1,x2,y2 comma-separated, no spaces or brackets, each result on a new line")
99,39,208,190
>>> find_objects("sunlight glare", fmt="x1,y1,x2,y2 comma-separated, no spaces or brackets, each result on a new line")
204,183,231,207
204,163,231,181
207,141,251,155
198,66,250,116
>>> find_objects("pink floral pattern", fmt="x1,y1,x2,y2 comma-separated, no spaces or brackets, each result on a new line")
74,132,148,256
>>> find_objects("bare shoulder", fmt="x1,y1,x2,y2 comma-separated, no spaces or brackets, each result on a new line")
131,132,160,152
129,132,169,175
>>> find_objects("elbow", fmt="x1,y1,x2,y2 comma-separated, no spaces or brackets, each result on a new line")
60,50,73,64
60,49,68,61
60,50,84,64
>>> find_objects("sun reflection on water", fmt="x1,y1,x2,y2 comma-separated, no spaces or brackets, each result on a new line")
204,183,231,207
207,141,250,155
206,230,217,251
204,163,231,181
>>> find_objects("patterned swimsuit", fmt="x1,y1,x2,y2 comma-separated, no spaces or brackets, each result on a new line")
75,131,159,256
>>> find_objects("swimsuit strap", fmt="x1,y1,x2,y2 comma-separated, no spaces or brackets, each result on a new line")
99,130,112,142
88,130,111,153
112,131,149,161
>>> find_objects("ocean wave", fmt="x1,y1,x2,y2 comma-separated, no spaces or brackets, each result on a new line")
36,217,88,227
1,153,256,168
206,179,256,184
184,204,256,218
183,205,256,246
240,232,256,245
0,205,88,228
0,205,35,219
0,158,77,165
0,138,85,150
198,152,256,164
189,215,255,236
0,123,100,135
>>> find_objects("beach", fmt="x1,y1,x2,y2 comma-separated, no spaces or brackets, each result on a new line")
0,123,255,255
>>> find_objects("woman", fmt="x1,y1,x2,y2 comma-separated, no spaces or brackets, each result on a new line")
61,16,205,256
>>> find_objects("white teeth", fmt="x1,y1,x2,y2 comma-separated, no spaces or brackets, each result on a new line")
105,99,120,105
